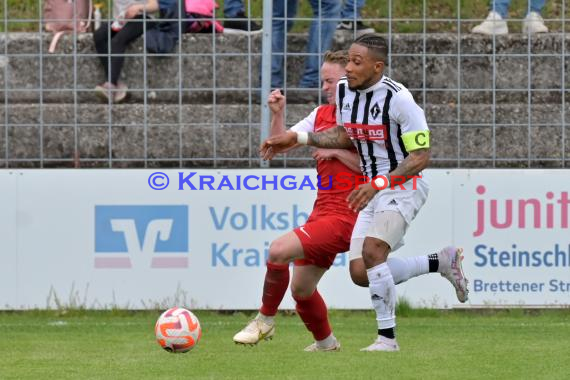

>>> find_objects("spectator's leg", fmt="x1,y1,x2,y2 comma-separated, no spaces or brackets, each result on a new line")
108,16,146,85
223,0,245,17
340,0,360,20
355,0,364,19
93,22,114,79
490,0,510,19
530,0,546,14
300,0,340,88
271,0,299,89
286,0,298,32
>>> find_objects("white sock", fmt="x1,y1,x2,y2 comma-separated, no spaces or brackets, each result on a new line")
367,262,396,329
387,256,429,285
316,333,336,348
256,312,274,325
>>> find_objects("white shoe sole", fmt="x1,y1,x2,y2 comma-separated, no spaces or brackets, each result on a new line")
360,344,400,352
472,24,508,35
223,28,263,35
523,26,548,34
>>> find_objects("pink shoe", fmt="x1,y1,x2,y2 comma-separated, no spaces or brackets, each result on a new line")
94,82,115,102
114,82,128,103
438,246,469,303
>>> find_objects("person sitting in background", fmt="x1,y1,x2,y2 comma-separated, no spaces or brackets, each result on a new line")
222,0,262,34
94,0,159,103
336,0,375,37
472,0,548,35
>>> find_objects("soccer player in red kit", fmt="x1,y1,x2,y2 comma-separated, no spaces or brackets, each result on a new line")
233,50,360,351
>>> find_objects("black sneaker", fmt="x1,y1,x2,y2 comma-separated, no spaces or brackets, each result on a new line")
223,12,262,34
336,20,375,37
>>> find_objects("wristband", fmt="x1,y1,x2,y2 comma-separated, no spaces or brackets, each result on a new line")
297,131,309,145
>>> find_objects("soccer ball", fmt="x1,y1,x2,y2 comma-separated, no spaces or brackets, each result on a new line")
155,307,202,353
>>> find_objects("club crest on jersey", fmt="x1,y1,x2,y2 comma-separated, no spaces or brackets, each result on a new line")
370,103,381,119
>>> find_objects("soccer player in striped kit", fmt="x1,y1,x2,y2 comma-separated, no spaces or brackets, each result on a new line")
261,34,469,352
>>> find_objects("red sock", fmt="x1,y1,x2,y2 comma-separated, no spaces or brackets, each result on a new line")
259,262,290,316
293,290,331,341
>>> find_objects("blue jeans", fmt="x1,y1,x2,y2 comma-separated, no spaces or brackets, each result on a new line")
271,0,341,88
340,0,364,20
224,0,245,17
158,0,175,11
490,0,546,19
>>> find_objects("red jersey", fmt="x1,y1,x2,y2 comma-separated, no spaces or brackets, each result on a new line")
290,104,360,268
290,104,361,211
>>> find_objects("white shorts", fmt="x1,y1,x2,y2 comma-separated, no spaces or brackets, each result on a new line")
348,175,429,261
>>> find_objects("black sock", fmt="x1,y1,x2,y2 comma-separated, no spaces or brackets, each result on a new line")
428,253,439,272
378,328,395,339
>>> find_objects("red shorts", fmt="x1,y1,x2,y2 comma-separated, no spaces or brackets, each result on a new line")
293,207,357,269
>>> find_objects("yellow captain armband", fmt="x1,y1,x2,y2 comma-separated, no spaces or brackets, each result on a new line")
401,130,430,151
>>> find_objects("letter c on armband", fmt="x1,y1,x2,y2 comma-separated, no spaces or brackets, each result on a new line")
402,130,430,151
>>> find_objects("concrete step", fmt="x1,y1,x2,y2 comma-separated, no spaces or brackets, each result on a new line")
1,103,568,168
1,33,568,104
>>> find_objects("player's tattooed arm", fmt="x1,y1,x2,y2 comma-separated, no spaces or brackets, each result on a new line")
307,125,353,149
388,148,430,182
348,147,430,212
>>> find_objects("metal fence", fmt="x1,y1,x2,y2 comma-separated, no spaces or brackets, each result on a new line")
0,0,568,168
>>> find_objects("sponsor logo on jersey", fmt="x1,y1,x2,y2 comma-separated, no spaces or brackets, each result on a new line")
344,123,387,141
300,226,311,238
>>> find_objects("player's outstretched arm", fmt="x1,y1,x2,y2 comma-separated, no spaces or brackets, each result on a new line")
261,125,352,161
306,125,353,149
260,131,298,160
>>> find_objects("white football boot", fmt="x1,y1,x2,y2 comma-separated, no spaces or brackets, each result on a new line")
360,336,400,352
233,318,275,345
438,246,469,303
303,339,341,352
523,12,548,34
472,11,508,35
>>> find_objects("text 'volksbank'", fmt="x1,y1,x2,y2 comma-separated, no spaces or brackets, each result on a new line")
211,205,308,231
211,205,304,267
209,205,347,267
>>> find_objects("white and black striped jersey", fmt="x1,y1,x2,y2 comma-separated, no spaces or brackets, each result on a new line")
335,75,429,178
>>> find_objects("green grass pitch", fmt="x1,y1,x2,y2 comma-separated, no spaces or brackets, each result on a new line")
1,308,569,379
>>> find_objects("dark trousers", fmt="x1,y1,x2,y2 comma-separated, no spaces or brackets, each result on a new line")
93,16,150,85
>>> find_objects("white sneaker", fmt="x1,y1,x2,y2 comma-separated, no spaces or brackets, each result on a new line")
233,318,275,345
360,336,400,352
472,11,508,35
438,246,469,303
304,340,341,352
336,21,375,37
523,12,548,34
